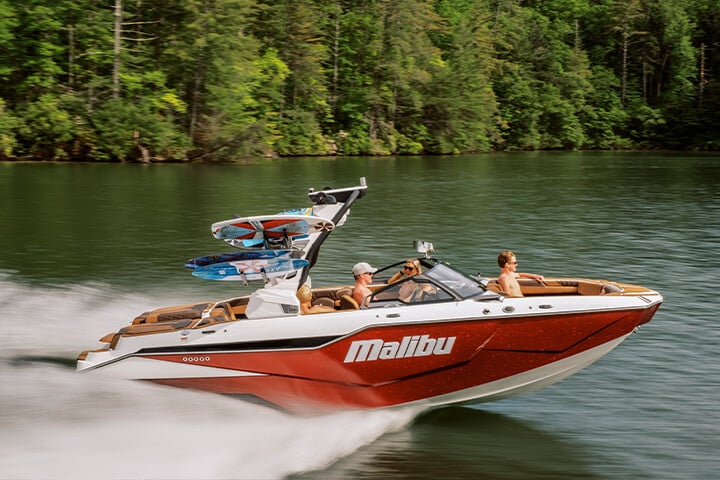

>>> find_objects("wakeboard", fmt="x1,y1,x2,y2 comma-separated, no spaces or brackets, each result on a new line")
191,258,309,282
184,249,293,269
211,214,335,241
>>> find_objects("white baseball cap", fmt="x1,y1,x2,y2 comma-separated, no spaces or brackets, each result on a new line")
352,262,378,276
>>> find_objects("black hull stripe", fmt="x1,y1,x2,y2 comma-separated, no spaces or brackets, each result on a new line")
138,335,341,355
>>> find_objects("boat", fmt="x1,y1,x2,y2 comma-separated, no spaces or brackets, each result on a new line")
77,178,663,415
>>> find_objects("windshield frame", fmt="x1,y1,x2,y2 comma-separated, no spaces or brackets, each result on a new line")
365,259,487,308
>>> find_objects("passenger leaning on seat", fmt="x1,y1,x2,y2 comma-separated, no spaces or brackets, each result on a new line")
297,284,335,314
391,258,436,302
388,258,422,284
388,258,423,302
497,250,545,298
352,262,377,307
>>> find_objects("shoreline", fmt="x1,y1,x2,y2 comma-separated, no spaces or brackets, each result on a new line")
2,148,718,164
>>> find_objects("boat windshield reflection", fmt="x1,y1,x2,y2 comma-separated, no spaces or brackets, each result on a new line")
424,263,486,299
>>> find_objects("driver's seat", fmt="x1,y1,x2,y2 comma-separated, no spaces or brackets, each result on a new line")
337,288,360,310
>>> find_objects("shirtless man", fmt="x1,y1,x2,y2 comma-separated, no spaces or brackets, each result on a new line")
497,250,545,297
352,262,377,307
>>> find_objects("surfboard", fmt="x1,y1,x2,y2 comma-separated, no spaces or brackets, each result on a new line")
211,214,335,241
191,258,310,282
184,249,293,269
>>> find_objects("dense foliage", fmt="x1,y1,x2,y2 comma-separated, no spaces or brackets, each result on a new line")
0,0,717,161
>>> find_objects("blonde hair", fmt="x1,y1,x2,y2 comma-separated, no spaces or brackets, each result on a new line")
296,284,312,304
406,258,422,274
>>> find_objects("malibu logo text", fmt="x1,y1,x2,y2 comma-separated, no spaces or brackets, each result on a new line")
344,334,456,363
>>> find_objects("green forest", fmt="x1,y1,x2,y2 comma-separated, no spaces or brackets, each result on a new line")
0,0,718,161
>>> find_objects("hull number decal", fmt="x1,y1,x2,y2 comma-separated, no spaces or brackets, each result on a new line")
344,335,456,363
183,356,211,363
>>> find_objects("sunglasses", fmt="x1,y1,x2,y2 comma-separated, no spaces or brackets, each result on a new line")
403,265,416,271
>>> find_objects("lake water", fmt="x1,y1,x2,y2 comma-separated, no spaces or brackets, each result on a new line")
0,152,717,479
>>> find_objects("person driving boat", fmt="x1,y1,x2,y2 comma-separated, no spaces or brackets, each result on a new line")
352,262,377,307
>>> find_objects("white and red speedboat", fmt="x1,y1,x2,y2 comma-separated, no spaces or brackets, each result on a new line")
77,178,662,414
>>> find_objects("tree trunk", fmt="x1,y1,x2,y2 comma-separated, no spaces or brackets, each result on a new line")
68,25,75,87
189,55,204,141
113,0,122,100
331,0,341,119
642,58,647,103
699,43,705,109
621,27,628,107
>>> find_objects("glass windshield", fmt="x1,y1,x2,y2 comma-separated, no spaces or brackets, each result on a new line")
424,263,485,299
368,277,454,306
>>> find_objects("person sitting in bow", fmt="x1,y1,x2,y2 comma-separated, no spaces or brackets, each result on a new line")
497,250,545,298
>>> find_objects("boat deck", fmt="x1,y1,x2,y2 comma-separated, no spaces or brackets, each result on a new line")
78,275,659,365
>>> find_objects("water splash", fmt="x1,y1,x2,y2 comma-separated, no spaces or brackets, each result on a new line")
0,276,420,479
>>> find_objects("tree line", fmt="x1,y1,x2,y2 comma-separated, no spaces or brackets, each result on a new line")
0,0,717,162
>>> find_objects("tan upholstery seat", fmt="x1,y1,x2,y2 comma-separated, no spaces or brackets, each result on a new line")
335,287,360,310
339,294,360,310
313,297,336,308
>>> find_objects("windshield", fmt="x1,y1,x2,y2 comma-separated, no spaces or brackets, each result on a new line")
364,261,487,308
424,263,485,299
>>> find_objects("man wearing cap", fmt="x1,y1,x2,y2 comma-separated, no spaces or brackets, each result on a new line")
352,262,377,307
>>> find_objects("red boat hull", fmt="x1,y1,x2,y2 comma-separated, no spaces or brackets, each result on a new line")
145,305,658,414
